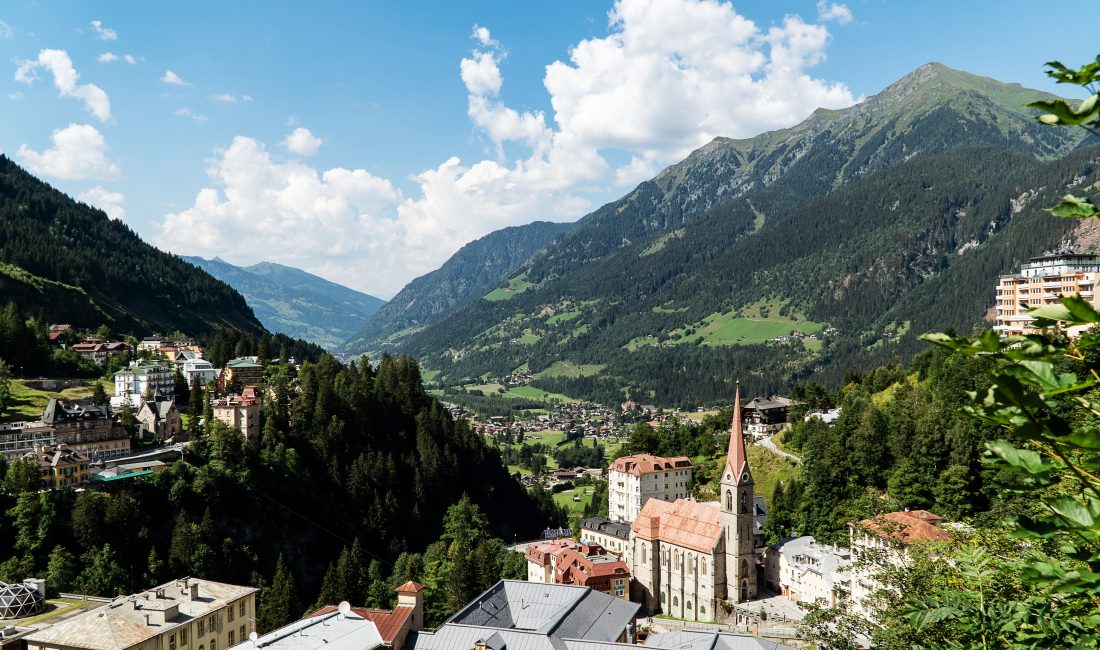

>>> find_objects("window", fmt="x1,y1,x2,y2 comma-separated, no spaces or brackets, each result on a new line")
672,596,678,607
170,634,177,650
228,632,235,647
725,490,732,511
211,641,216,650
240,626,246,641
240,602,246,617
209,615,217,631
687,601,692,610
700,606,705,615
661,592,666,603
228,605,235,623
181,630,188,645
199,620,205,637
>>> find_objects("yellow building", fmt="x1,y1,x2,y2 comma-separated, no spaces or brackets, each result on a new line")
994,253,1100,337
24,578,257,650
222,358,265,388
25,444,90,489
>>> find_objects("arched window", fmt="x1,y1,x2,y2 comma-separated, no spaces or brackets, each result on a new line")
672,596,678,607
702,560,707,576
740,490,748,514
725,490,732,511
740,580,748,601
700,605,706,615
740,559,748,577
661,592,666,603
687,601,693,610
641,546,647,564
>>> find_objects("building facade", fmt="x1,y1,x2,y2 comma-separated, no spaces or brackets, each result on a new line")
994,252,1100,337
211,387,261,443
741,397,791,439
24,578,256,650
137,400,182,440
764,536,850,607
183,359,217,387
114,360,174,401
25,444,90,489
222,358,264,389
0,421,56,461
607,454,693,523
625,387,758,622
580,517,631,557
41,399,130,461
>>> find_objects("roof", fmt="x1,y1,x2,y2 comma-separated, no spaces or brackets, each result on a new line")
644,630,796,650
444,581,638,642
630,499,721,553
743,397,791,411
773,536,850,586
608,454,692,476
25,578,257,650
226,358,264,369
580,518,630,540
308,605,413,646
42,398,111,425
857,510,951,544
396,581,426,593
26,444,89,468
233,610,383,650
724,384,750,485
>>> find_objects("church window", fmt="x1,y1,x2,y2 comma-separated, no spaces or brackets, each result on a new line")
700,606,706,615
642,546,647,564
661,592,666,603
740,580,748,601
702,561,707,576
687,601,692,610
740,490,748,514
740,560,748,578
672,596,678,607
725,490,732,511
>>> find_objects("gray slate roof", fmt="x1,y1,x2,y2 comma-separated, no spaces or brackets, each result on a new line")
644,630,796,650
580,518,631,541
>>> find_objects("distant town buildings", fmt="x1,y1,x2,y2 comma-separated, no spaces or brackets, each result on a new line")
580,517,631,556
741,396,791,439
137,399,181,440
183,358,218,387
42,398,130,460
212,387,261,443
24,444,90,489
995,252,1100,337
113,359,174,406
607,454,693,523
221,357,265,389
764,536,851,608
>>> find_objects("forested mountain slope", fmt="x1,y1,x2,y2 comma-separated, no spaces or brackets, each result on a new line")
345,220,574,354
185,257,384,351
387,63,1099,406
0,156,264,336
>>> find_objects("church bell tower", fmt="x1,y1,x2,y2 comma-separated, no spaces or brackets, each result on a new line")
720,381,757,603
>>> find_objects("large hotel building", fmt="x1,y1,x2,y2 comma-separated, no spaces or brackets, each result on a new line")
995,252,1100,337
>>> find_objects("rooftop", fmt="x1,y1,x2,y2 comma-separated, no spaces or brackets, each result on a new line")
856,510,951,545
631,499,721,553
645,630,796,650
608,454,692,476
580,518,631,541
242,608,385,650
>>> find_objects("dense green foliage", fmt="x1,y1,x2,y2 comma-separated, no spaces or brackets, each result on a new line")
346,221,573,354
186,257,385,351
374,64,1099,406
0,156,265,336
0,355,562,628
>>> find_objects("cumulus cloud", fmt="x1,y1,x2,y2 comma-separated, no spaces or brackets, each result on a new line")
211,93,238,103
161,69,187,85
97,52,119,63
8,91,24,101
16,123,121,181
15,49,113,122
90,20,117,41
124,54,139,64
78,186,126,220
173,107,208,122
163,0,855,296
282,127,323,156
0,21,14,39
816,1,853,24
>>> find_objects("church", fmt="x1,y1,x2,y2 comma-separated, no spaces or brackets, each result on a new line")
624,385,758,622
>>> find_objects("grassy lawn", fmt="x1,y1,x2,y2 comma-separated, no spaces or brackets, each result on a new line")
691,444,801,508
3,379,108,421
682,408,721,423
484,274,534,301
506,385,578,403
517,330,541,345
547,310,582,325
535,361,605,379
553,486,596,515
673,311,824,347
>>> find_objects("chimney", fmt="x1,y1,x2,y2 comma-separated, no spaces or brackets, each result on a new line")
395,582,425,631
475,641,487,650
190,583,200,601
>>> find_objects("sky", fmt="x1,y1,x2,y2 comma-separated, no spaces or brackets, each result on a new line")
1,1,1098,299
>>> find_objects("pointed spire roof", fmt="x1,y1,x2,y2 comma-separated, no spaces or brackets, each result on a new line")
725,381,751,485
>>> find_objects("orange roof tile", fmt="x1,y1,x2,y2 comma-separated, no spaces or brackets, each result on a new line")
724,382,750,485
609,453,692,476
308,605,413,645
859,510,951,544
631,499,721,553
395,580,425,593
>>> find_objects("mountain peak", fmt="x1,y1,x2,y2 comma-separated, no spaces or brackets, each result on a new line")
873,61,1059,115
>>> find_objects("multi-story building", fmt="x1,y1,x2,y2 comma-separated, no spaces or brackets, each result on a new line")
222,358,264,389
994,252,1100,337
42,398,131,461
580,517,631,557
24,578,257,650
137,400,182,440
764,536,851,607
25,444,90,489
212,387,261,444
607,453,693,523
183,359,217,387
849,510,951,620
742,396,791,439
0,421,57,460
551,546,631,598
114,360,174,402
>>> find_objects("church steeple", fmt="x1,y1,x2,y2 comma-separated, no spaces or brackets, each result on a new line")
724,381,751,486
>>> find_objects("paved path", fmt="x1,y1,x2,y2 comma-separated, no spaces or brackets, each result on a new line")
756,435,801,464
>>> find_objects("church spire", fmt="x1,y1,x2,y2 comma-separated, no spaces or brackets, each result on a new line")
725,380,750,485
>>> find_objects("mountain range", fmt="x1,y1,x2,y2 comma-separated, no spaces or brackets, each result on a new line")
345,62,1099,406
184,256,385,351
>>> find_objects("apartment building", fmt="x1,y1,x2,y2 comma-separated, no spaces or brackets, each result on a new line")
607,454,693,523
24,578,257,650
211,387,261,444
25,444,90,490
994,252,1100,337
114,360,174,402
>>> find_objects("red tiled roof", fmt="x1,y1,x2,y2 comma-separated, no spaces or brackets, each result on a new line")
631,499,721,553
308,605,413,645
859,510,951,544
609,453,692,476
395,580,425,593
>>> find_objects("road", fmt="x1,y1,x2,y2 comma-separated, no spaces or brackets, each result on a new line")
756,434,801,465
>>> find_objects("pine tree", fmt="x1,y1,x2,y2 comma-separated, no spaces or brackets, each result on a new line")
258,555,299,634
145,547,165,587
46,545,78,592
91,381,108,407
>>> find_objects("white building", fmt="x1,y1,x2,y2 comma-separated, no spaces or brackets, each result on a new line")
607,453,693,523
849,510,951,620
765,536,851,607
0,421,57,460
183,358,218,387
114,360,174,403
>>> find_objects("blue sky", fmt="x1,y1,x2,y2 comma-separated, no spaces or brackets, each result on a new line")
1,1,1097,297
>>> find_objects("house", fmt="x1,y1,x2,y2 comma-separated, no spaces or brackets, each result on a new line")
0,421,57,461
995,252,1100,337
607,454,693,523
71,342,108,366
764,536,851,607
183,358,218,387
212,387,261,444
525,539,586,583
301,582,425,650
24,444,90,489
138,336,168,352
624,387,761,621
849,510,952,620
741,396,791,439
231,606,384,650
579,517,631,557
24,578,257,650
137,400,181,440
222,357,265,389
552,547,631,598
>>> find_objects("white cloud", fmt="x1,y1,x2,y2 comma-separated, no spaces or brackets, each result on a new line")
211,93,238,103
161,69,187,85
78,186,126,220
173,107,208,122
816,1,853,24
14,49,112,122
0,20,14,39
162,0,855,296
90,20,118,41
282,127,323,156
124,54,139,64
97,52,119,63
8,91,24,101
16,123,121,181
